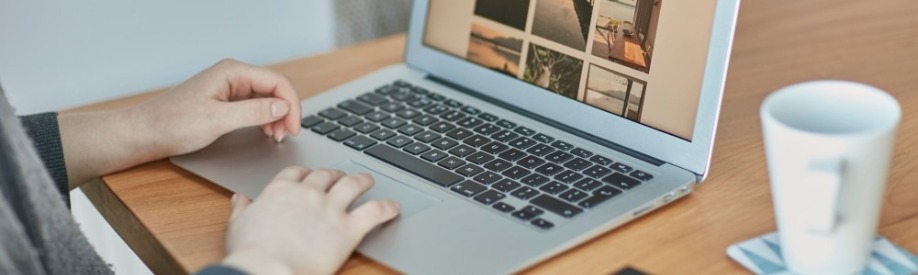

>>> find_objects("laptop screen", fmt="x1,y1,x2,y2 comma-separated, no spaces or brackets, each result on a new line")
423,0,718,140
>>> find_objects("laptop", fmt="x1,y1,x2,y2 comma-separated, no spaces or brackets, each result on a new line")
172,0,739,273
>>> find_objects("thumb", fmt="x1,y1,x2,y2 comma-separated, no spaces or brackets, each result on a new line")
222,98,290,130
230,193,253,221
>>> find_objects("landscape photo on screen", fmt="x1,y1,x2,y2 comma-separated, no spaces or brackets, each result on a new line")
466,23,524,77
584,64,646,121
523,43,584,100
474,0,531,31
591,0,662,73
531,0,594,51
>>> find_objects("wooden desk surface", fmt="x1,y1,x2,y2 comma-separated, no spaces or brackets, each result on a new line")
75,1,918,274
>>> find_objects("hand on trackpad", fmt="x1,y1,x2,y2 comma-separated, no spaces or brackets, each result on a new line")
334,161,439,218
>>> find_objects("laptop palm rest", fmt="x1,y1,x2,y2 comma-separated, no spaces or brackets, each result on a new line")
333,160,439,218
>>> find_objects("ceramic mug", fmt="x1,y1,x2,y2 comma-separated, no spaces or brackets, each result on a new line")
760,80,900,274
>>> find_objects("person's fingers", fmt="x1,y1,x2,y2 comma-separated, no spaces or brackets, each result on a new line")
220,60,302,136
261,124,272,138
218,98,290,132
230,193,253,221
347,200,401,239
327,173,374,210
300,169,346,191
272,166,311,182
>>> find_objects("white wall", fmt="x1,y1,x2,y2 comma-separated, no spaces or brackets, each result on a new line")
0,0,335,115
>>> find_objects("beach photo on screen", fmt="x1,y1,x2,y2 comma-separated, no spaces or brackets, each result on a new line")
584,64,646,121
474,0,531,31
531,0,594,51
591,0,661,73
523,43,584,99
466,23,523,77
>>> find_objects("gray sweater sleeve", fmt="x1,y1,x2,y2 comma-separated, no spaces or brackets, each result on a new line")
19,112,69,205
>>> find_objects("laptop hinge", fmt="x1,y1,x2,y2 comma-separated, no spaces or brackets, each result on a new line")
425,75,666,167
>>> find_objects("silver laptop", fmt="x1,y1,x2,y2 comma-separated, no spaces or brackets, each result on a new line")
173,0,739,273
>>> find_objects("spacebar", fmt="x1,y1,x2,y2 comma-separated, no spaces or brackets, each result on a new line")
365,144,464,187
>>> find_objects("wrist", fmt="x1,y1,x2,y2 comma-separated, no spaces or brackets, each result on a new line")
222,250,294,275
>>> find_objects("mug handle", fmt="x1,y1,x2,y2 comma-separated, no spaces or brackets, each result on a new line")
806,158,844,234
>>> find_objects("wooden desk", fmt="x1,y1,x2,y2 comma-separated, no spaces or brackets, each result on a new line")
74,1,918,274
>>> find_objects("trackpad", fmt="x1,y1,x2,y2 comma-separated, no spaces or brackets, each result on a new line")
334,161,439,218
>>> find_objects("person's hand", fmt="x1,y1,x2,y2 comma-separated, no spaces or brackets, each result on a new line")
129,58,302,156
221,167,401,275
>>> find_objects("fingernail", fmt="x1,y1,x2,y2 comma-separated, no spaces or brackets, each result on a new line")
271,101,289,118
231,193,238,205
275,130,286,143
264,127,273,137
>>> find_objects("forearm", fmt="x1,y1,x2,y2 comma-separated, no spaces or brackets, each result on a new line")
58,108,170,188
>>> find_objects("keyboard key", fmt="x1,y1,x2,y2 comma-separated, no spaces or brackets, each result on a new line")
380,102,404,113
438,156,466,170
327,129,356,142
491,130,519,142
424,104,450,114
443,99,463,108
539,181,569,195
532,133,554,143
520,174,550,187
589,155,614,165
478,113,499,122
365,111,390,122
393,80,410,87
369,129,396,140
446,128,475,140
407,98,434,108
497,148,526,161
456,164,484,177
573,178,604,191
473,189,506,205
513,126,535,136
512,206,544,221
517,155,546,169
343,135,377,150
492,202,515,213
463,135,491,147
492,179,521,192
430,121,456,133
398,124,424,136
409,86,428,94
545,151,574,164
472,171,503,185
456,117,484,128
426,92,446,101
501,166,531,180
553,170,583,184
386,136,413,148
451,180,487,197
630,170,654,181
583,165,613,178
431,137,460,150
602,173,642,190
610,163,634,173
531,195,582,218
495,119,517,129
460,106,481,115
365,145,463,188
474,124,501,135
570,148,593,158
563,158,592,171
534,163,564,176
420,150,448,162
447,144,475,157
358,93,389,106
381,118,407,128
550,140,574,151
481,142,510,154
337,116,364,127
390,91,416,102
526,144,556,156
376,85,398,95
412,114,438,126
396,108,422,119
483,159,513,172
301,115,323,128
559,189,589,203
403,143,431,155
439,110,466,121
530,218,554,229
579,186,622,208
465,152,495,165
319,107,348,120
413,131,441,142
509,137,537,149
311,122,340,135
338,100,373,115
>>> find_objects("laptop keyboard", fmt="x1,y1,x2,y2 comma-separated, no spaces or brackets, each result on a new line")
300,80,654,230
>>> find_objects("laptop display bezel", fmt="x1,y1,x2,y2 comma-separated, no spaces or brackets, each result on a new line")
404,0,740,177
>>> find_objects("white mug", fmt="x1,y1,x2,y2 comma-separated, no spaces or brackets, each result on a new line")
760,81,900,274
